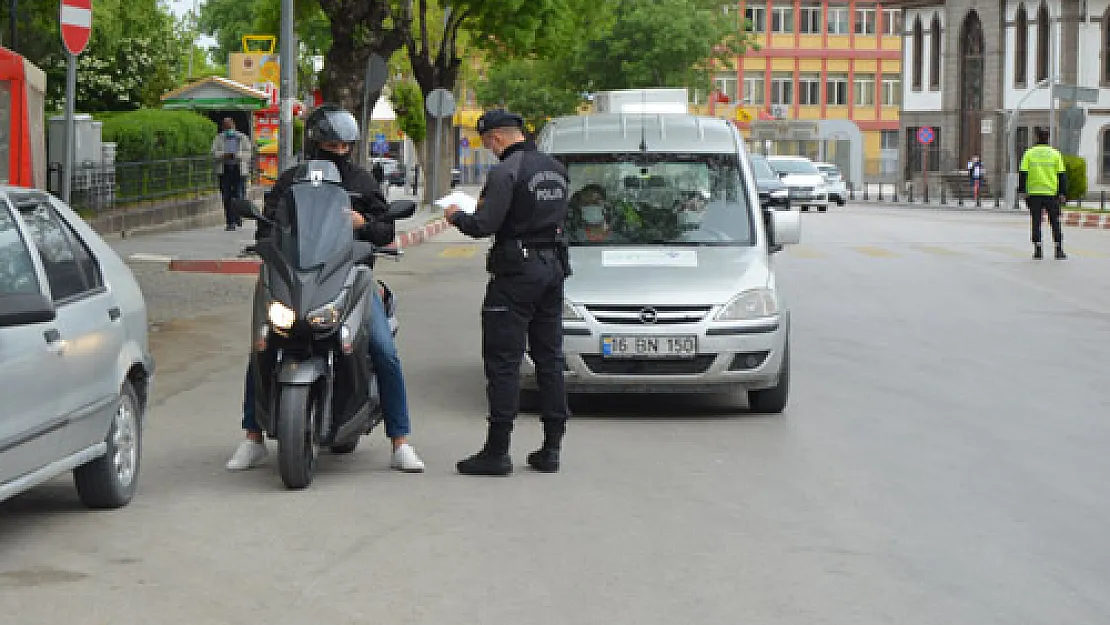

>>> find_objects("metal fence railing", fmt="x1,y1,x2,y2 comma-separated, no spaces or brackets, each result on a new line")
47,155,266,215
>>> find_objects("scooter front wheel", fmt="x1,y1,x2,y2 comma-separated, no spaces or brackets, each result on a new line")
277,384,318,489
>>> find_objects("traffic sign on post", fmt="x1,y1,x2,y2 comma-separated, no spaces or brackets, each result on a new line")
425,88,457,205
916,126,935,145
60,0,92,55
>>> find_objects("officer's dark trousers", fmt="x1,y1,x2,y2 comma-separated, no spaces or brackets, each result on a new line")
1027,195,1063,244
219,167,244,228
482,249,569,425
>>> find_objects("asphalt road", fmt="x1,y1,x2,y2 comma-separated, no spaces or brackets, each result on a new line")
1,204,1108,624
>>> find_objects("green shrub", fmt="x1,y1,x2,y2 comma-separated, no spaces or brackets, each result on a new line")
102,109,217,162
1062,154,1087,200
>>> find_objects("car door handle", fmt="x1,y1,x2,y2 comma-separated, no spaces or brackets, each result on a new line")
43,328,68,355
108,306,121,321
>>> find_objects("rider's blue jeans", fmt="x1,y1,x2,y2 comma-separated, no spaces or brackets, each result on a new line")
242,288,412,439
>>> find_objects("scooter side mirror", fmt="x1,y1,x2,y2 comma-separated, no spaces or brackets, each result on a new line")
232,198,263,221
385,200,417,221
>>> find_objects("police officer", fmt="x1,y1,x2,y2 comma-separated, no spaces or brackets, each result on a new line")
443,109,571,476
1018,127,1068,260
226,103,425,474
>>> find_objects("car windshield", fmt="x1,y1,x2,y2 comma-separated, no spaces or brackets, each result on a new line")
817,165,841,178
559,153,755,246
769,158,819,175
750,156,777,180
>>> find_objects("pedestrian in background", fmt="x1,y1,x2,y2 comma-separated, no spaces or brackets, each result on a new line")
1018,127,1068,260
967,155,984,202
211,117,252,231
443,109,572,476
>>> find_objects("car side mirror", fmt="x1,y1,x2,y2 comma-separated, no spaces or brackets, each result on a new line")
0,293,56,327
385,199,417,221
769,208,801,249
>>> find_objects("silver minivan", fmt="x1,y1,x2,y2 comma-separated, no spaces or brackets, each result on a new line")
530,113,800,412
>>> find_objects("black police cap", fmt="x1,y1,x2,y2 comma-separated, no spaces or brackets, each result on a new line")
476,109,524,134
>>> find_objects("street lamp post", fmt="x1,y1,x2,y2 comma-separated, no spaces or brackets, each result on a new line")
1004,77,1051,210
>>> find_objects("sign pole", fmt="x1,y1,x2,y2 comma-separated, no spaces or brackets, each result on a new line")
62,51,76,203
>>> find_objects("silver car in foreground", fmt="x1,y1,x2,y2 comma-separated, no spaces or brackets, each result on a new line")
0,187,153,508
531,113,800,412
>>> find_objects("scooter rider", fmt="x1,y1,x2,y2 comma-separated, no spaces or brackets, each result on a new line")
226,103,425,473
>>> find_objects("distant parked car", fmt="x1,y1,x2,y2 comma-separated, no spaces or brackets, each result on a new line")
451,167,461,188
814,162,847,206
750,155,790,210
766,156,829,212
0,186,153,509
371,157,407,187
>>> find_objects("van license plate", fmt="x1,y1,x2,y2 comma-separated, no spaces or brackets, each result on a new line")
601,335,697,358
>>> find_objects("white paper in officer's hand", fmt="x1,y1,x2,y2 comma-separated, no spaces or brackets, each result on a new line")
435,191,478,214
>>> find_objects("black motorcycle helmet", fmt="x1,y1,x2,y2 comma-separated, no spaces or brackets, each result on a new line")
304,103,361,160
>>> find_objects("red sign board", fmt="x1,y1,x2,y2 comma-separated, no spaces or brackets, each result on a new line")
916,126,935,145
60,0,92,56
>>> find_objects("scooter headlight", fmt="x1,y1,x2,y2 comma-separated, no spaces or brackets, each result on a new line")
306,290,349,330
268,301,296,330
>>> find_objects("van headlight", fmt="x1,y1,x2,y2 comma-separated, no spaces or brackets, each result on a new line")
716,289,779,320
306,290,349,330
268,301,296,330
562,299,583,321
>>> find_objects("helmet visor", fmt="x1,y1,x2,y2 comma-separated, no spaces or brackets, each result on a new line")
322,110,361,142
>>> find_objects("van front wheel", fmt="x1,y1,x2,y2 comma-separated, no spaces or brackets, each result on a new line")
747,344,790,414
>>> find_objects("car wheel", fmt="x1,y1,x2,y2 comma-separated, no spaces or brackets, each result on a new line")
837,198,846,206
747,343,789,414
817,205,828,212
800,205,809,212
74,380,142,509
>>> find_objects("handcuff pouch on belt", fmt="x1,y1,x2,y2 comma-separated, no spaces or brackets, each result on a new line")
487,237,572,277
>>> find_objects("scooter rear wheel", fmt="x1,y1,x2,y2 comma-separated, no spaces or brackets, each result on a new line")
277,385,318,489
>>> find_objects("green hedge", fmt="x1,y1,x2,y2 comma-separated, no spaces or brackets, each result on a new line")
1062,155,1087,200
102,109,217,162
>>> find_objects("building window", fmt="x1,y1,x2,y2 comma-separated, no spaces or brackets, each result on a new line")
827,73,849,105
883,9,902,36
1103,13,1110,84
881,130,899,149
828,4,850,34
930,14,942,90
770,73,794,105
745,5,767,33
1015,5,1028,87
799,73,822,105
714,74,738,102
771,5,795,33
744,73,766,105
1036,3,1049,82
855,7,877,35
912,17,924,91
1102,128,1110,181
800,3,823,34
854,73,876,106
882,74,902,106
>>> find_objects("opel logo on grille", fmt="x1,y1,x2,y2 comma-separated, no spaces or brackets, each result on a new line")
639,307,659,324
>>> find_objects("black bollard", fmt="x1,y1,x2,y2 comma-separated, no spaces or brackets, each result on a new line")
1102,190,1106,211
878,184,884,201
892,185,899,202
908,184,914,203
923,184,929,204
863,184,869,201
940,183,947,205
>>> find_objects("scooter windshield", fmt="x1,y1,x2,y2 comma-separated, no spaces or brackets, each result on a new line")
286,182,355,271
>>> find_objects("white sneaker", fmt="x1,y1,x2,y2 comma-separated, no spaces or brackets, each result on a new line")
226,440,267,470
390,443,425,473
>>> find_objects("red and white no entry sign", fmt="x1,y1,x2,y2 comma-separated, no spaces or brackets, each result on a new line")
60,0,92,56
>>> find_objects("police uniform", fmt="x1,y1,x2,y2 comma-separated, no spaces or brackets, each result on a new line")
448,109,572,476
1019,132,1068,259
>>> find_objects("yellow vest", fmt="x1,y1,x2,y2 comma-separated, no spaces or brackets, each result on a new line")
1019,144,1065,196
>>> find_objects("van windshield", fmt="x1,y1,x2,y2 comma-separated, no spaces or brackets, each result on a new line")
558,153,755,246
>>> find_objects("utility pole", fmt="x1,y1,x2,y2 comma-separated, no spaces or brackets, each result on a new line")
279,0,296,171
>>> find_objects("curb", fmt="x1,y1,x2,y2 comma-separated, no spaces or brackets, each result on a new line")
849,199,1110,229
159,216,451,275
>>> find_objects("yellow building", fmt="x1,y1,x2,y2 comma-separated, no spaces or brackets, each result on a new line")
694,0,903,177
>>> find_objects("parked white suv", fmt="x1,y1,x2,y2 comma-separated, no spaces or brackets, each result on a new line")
766,156,829,212
814,162,847,206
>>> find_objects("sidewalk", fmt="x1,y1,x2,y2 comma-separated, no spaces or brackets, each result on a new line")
109,183,482,274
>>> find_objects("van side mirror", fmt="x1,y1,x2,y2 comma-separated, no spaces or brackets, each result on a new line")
769,208,801,249
232,198,263,221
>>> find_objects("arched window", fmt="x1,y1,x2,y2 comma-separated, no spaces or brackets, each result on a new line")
930,14,942,90
1036,3,1050,82
913,17,924,90
1015,5,1028,87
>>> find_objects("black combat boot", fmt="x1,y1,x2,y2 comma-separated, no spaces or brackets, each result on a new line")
527,419,565,473
457,422,513,476
1032,243,1043,259
1055,244,1067,260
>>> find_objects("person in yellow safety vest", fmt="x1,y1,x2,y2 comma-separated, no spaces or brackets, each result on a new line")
1018,127,1068,260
